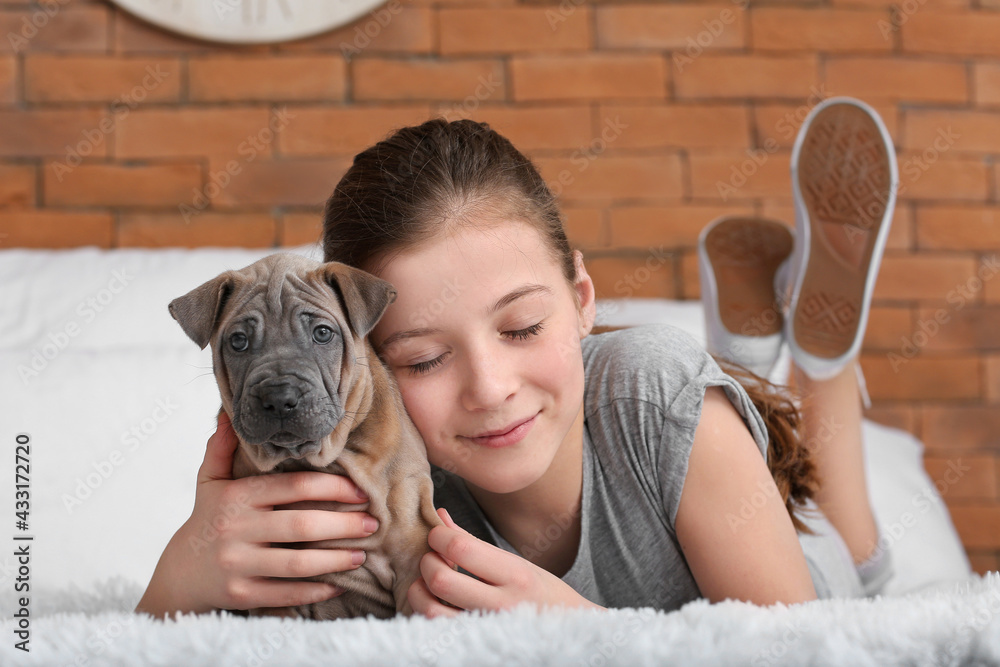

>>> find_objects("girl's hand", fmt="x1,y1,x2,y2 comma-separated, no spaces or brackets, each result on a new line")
135,410,378,619
407,508,602,617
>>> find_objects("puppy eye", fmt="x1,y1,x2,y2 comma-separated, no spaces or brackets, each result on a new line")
313,325,335,344
230,332,248,352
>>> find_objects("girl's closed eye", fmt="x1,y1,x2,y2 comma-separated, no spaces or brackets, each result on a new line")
504,321,545,341
409,354,447,376
405,321,546,376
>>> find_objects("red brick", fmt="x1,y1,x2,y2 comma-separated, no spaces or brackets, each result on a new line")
280,212,324,248
924,455,997,501
119,213,275,248
888,205,914,250
0,108,108,158
0,6,108,54
756,97,898,148
25,55,179,103
752,8,892,52
831,0,966,7
862,306,914,349
689,150,793,201
895,154,989,202
922,406,1000,452
44,163,202,207
596,5,744,50
825,57,967,104
0,164,34,208
280,106,433,157
533,154,683,203
917,206,1000,250
586,253,677,299
0,211,113,247
563,206,605,250
189,56,346,102
864,405,918,435
511,54,667,102
875,254,979,302
407,0,517,5
974,64,1000,106
915,307,1000,352
757,201,792,225
950,506,1000,549
209,157,351,208
279,7,433,56
987,270,1000,304
0,56,14,105
608,204,755,248
904,110,1000,154
675,55,818,100
679,248,699,299
432,105,593,152
284,8,437,55
903,11,1000,57
859,354,980,400
988,354,1000,403
115,107,276,160
440,7,591,54
354,58,505,102
598,103,750,150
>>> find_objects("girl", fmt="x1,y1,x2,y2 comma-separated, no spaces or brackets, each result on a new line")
136,102,894,619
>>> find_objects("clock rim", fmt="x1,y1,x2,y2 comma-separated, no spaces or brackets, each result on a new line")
109,0,390,45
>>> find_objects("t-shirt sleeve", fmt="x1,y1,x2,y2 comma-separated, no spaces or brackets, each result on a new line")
582,324,770,536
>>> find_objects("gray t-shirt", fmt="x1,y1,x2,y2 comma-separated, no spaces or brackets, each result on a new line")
431,324,868,611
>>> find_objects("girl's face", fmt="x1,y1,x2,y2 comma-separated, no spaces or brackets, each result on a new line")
368,220,596,495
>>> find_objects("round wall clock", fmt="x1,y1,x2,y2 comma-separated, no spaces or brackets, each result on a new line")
110,0,389,44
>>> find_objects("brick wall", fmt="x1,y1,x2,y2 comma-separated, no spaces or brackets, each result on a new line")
0,0,998,572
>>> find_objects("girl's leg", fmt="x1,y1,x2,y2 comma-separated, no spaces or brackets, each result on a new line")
790,359,879,565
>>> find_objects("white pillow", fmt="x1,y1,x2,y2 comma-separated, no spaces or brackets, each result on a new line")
0,251,971,604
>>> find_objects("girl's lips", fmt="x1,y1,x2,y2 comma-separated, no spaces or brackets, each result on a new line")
465,413,537,449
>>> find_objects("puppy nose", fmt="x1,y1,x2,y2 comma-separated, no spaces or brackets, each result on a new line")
258,384,301,418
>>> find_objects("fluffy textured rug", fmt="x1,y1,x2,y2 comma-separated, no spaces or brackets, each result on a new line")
3,573,999,666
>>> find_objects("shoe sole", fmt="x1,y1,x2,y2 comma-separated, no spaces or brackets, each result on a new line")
792,102,894,360
704,217,793,337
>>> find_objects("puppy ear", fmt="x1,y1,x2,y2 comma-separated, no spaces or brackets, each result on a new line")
168,272,235,350
321,262,397,338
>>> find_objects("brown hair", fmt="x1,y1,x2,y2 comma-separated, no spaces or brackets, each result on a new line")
322,117,819,534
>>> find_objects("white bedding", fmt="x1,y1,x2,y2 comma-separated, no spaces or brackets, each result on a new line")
0,244,989,664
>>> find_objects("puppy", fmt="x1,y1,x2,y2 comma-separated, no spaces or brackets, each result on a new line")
168,252,445,619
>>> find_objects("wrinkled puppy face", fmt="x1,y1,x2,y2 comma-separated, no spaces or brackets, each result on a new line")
169,253,396,472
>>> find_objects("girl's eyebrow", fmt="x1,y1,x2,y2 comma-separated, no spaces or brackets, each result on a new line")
378,326,442,351
378,283,553,351
486,284,552,315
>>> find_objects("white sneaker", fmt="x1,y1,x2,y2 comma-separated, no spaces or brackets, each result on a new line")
698,215,794,378
785,96,898,382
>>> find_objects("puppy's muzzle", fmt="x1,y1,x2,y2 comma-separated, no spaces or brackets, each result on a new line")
256,381,302,420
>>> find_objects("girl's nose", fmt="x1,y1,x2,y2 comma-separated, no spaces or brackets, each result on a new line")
459,338,518,411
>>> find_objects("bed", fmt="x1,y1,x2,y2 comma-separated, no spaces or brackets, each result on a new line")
0,243,995,666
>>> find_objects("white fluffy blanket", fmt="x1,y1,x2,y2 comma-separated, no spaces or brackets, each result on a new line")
3,573,999,666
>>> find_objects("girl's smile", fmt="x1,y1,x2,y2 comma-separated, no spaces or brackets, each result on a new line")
462,411,538,448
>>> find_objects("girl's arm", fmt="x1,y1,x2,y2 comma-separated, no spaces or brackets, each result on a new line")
674,386,818,606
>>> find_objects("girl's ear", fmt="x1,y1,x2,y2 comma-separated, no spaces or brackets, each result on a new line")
571,250,596,337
